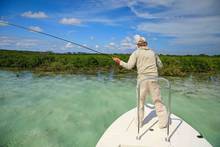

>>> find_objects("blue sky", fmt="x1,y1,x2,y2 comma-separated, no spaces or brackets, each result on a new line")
0,0,220,55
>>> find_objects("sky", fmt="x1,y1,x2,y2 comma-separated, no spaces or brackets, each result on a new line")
0,0,220,55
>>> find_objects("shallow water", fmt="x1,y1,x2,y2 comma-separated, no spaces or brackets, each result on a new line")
0,70,219,147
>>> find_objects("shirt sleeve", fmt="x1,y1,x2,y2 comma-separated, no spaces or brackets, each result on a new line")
119,52,137,70
156,54,163,69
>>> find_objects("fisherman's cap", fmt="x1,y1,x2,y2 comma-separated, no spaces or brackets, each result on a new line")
134,34,146,44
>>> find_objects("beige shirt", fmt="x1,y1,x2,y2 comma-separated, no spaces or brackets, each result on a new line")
120,46,162,79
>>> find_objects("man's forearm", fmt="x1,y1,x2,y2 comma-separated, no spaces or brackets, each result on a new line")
119,60,133,70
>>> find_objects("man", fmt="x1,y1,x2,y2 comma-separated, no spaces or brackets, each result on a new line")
112,35,168,129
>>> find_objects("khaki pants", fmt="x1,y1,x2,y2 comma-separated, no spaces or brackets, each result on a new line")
137,80,168,128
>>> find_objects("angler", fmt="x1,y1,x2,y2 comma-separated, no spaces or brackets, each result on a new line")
113,35,168,129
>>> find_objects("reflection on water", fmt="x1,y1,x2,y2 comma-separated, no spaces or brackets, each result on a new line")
0,70,219,147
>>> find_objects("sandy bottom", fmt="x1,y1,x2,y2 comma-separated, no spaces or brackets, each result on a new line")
0,70,219,147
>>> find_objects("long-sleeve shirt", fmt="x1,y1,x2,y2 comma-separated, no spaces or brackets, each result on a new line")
120,46,162,79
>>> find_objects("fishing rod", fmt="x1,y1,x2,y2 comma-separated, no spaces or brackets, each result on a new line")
0,21,113,59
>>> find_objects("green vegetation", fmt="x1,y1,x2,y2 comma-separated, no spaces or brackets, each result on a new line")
0,49,220,76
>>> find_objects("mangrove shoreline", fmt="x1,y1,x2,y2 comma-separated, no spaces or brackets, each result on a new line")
0,49,220,76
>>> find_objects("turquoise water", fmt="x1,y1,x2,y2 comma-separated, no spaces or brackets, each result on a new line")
0,70,219,147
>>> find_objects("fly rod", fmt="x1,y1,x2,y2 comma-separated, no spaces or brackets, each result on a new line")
0,21,113,59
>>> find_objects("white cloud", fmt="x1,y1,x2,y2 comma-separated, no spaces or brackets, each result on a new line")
0,36,39,48
109,42,115,46
75,0,129,13
85,17,118,26
125,0,220,51
95,45,99,48
128,0,219,19
61,42,76,50
0,36,14,46
67,30,76,35
21,11,48,19
156,0,218,18
0,36,78,52
29,26,43,32
59,18,81,25
119,36,136,50
104,36,136,51
171,35,220,46
55,1,133,26
64,42,74,49
137,16,220,46
59,17,121,26
128,1,155,18
105,42,117,49
15,39,39,47
138,16,220,37
83,44,87,47
0,20,8,26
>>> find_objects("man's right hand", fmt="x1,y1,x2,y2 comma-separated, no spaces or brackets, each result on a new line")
112,57,121,65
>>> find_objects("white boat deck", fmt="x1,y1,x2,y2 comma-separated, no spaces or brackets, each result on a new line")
96,104,212,147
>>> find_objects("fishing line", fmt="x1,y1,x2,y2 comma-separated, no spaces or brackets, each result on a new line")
1,21,113,59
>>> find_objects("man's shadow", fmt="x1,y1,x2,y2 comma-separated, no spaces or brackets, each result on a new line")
142,104,172,126
142,109,157,125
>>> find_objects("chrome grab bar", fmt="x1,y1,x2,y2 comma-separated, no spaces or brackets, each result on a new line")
136,76,171,141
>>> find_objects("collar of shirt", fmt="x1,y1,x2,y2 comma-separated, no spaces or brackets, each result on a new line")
138,46,149,50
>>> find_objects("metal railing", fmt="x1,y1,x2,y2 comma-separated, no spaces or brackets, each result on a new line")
136,76,171,142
